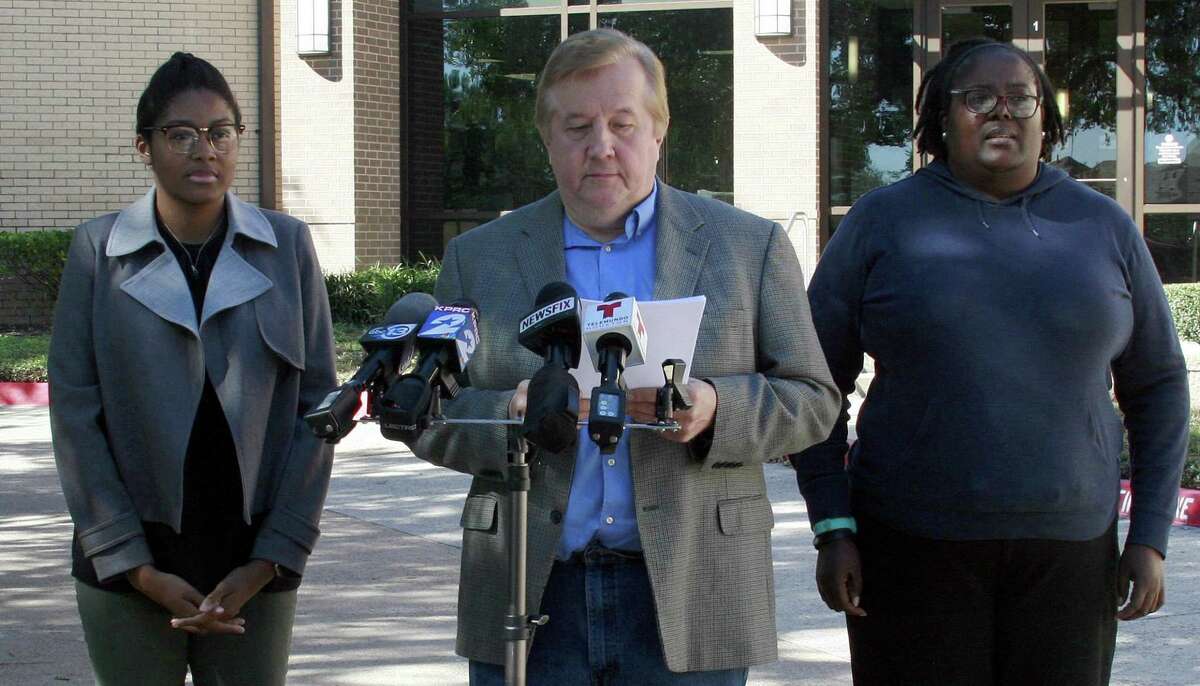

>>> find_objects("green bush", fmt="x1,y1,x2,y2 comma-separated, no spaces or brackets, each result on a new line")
324,260,440,325
1165,283,1200,343
0,230,73,292
0,333,51,382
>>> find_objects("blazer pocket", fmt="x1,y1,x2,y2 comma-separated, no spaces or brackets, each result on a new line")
716,495,775,536
460,494,498,532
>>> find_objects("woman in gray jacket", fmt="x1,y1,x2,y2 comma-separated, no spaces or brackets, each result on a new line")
49,53,336,685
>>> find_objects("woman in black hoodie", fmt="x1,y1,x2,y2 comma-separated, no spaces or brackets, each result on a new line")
792,38,1189,685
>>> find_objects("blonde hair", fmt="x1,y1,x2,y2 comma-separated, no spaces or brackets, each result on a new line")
535,28,669,138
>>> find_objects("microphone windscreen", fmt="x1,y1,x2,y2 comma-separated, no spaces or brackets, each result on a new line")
383,291,439,325
603,291,630,301
535,281,578,308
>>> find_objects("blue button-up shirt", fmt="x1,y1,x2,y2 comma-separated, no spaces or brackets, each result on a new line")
557,182,658,558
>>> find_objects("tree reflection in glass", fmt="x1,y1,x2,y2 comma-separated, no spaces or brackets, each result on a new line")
829,0,913,207
1044,3,1118,199
599,9,733,199
1144,0,1200,205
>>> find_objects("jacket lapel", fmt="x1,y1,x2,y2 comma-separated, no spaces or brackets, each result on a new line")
110,189,199,336
515,192,568,303
653,184,710,301
199,193,276,329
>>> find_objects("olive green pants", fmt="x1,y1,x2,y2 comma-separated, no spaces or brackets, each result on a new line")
74,581,297,686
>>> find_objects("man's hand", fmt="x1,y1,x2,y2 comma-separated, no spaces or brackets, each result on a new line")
627,380,716,444
171,560,277,633
1117,543,1165,620
816,538,866,617
126,564,246,635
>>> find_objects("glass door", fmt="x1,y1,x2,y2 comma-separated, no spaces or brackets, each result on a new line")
1035,1,1123,201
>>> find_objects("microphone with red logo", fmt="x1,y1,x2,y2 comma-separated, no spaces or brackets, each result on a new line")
518,282,583,454
378,300,480,444
582,292,648,453
304,292,438,443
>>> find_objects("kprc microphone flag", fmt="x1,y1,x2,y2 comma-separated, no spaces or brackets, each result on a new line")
573,296,706,395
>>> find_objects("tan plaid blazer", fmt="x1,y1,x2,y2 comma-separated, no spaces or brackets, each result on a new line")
412,184,839,672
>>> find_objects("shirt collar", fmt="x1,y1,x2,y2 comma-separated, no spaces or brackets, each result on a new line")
563,180,659,248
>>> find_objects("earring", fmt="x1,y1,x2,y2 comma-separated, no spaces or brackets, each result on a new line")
1041,131,1046,139
941,131,948,140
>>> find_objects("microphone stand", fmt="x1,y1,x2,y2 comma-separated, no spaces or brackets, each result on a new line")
424,405,678,686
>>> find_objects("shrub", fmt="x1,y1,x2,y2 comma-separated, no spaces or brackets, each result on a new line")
324,260,440,325
0,333,51,382
0,230,73,314
1165,283,1200,343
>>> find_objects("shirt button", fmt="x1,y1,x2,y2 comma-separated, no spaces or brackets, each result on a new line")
607,458,616,467
605,516,615,525
603,245,612,253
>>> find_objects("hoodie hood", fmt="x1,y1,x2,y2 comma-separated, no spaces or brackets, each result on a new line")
918,160,1071,237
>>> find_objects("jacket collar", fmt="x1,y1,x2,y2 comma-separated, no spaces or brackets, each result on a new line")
111,188,276,336
106,187,277,257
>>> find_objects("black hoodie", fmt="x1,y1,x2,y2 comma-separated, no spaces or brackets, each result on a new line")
793,161,1189,555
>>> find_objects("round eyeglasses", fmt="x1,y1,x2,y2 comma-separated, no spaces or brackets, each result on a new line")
949,89,1041,119
142,124,245,155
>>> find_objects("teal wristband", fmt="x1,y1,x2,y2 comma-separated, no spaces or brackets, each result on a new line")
812,517,857,536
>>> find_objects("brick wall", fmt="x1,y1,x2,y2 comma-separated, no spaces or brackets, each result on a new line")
0,0,261,234
352,0,403,267
280,0,356,272
733,0,821,282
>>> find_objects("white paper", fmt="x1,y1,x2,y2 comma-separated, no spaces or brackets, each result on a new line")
571,296,707,394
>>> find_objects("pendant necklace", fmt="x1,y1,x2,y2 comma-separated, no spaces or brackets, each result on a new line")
162,215,223,278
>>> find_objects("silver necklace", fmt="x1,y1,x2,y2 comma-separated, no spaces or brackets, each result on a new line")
162,216,223,278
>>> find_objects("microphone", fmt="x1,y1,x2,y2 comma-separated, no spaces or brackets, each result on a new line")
582,292,648,453
378,299,480,444
304,292,437,443
518,282,583,453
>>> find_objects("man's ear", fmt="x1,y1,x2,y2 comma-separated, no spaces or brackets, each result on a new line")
136,135,152,166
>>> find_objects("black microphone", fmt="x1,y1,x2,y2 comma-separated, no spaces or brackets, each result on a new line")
582,292,648,453
304,292,438,443
518,282,582,453
378,299,480,444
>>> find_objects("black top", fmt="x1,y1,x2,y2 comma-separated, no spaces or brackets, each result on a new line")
72,214,299,593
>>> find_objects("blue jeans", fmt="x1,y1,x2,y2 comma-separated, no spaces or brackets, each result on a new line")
469,546,749,686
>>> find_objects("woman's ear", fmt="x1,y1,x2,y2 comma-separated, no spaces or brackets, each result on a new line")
136,135,152,166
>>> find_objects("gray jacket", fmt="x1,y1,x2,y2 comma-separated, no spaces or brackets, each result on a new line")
49,189,336,583
414,185,841,672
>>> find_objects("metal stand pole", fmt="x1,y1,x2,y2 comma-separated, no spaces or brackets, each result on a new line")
503,429,546,686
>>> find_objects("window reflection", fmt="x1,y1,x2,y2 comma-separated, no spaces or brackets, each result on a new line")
599,9,733,199
941,5,1011,47
829,0,914,207
1146,214,1200,284
1044,3,1117,199
1145,0,1200,205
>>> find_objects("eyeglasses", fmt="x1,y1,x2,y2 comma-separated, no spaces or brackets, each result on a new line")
949,89,1041,119
142,124,245,155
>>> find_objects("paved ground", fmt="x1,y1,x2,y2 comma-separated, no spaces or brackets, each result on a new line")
1,404,1197,685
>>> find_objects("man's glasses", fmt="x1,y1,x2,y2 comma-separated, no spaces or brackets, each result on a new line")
949,89,1041,119
142,124,245,155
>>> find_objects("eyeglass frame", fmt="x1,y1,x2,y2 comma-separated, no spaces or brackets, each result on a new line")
948,89,1042,119
140,123,247,155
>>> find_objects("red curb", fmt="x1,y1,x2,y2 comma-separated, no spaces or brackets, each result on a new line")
0,382,49,406
1119,480,1200,528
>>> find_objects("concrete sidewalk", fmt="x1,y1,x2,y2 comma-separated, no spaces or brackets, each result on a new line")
1,404,1197,685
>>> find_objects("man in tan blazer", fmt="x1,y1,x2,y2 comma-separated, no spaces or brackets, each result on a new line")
413,28,839,685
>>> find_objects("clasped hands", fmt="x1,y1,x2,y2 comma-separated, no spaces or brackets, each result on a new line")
509,378,717,444
127,559,276,635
